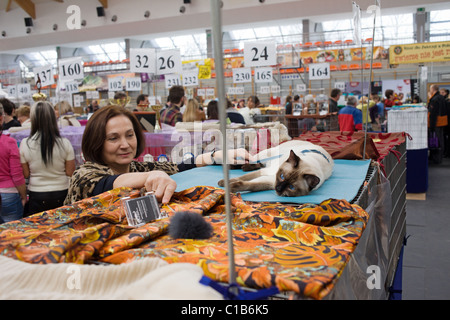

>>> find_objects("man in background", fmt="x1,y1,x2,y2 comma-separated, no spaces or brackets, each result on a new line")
160,85,185,126
338,95,362,132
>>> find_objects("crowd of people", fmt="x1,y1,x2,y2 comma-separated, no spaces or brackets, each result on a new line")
0,93,253,224
1,83,449,223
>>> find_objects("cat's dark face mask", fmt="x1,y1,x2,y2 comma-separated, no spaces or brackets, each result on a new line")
275,150,320,197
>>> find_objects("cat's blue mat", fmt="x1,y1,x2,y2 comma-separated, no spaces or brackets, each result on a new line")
171,159,371,204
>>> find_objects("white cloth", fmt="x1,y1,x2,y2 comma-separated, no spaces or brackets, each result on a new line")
19,136,75,192
0,255,223,300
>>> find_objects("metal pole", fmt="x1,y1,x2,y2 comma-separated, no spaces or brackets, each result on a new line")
363,1,378,159
210,0,237,288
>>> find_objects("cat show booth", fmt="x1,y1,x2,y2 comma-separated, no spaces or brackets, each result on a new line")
0,126,407,300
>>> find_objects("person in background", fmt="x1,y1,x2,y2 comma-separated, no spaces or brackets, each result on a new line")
54,101,81,127
0,98,21,131
206,100,219,120
183,98,206,122
357,96,375,131
87,100,99,113
338,96,362,132
20,101,76,215
160,85,185,126
239,95,261,125
237,99,246,109
285,95,293,115
412,95,422,104
384,89,395,113
64,105,253,204
8,105,31,133
439,88,450,158
428,84,448,164
136,94,149,109
226,98,246,124
329,88,341,114
369,95,381,132
0,103,27,223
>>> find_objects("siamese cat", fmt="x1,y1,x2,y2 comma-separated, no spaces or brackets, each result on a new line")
218,140,334,196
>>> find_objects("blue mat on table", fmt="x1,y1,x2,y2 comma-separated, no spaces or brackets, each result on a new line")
171,159,371,204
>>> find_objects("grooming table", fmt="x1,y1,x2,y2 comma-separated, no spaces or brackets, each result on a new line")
171,159,371,205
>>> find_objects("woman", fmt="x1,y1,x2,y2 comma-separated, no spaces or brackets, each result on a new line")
20,101,76,215
239,96,262,125
206,100,219,120
54,100,81,127
65,105,252,205
285,95,293,115
182,98,206,122
8,105,31,133
0,104,27,223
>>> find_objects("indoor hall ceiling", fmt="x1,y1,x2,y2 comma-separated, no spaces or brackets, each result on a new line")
1,0,450,55
0,0,107,18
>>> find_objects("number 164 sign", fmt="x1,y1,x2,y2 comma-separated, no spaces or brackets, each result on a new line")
309,63,330,80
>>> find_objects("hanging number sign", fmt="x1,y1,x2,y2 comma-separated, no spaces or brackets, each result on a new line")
108,77,123,91
232,68,251,83
58,57,84,81
17,83,31,97
157,49,182,75
126,77,142,91
8,85,17,96
182,70,199,87
33,65,54,87
130,48,156,74
165,74,181,89
309,63,330,80
254,67,273,83
64,80,79,94
244,41,276,67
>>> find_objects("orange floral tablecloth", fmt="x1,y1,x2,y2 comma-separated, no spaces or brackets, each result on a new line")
0,186,368,300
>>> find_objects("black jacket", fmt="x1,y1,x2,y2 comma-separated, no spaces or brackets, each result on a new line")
428,92,447,130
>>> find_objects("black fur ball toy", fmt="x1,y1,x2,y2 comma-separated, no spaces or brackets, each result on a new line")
168,211,213,240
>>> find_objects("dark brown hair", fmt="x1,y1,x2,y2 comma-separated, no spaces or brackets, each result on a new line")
82,105,145,165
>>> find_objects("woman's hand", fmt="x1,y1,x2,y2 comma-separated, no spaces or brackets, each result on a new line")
114,171,177,204
143,170,177,204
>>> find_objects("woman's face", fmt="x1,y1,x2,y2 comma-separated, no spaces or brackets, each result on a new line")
247,98,255,108
102,115,137,173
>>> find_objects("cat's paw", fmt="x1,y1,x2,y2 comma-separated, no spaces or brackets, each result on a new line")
229,180,244,192
218,179,225,187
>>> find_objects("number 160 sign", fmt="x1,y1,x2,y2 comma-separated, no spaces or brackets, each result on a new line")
58,57,84,81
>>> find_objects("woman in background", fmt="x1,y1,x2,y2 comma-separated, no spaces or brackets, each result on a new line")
20,101,76,215
239,95,262,125
182,98,206,122
54,100,81,127
8,105,31,133
0,103,27,223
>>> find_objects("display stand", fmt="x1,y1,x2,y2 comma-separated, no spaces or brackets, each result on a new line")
285,114,339,137
387,106,428,193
